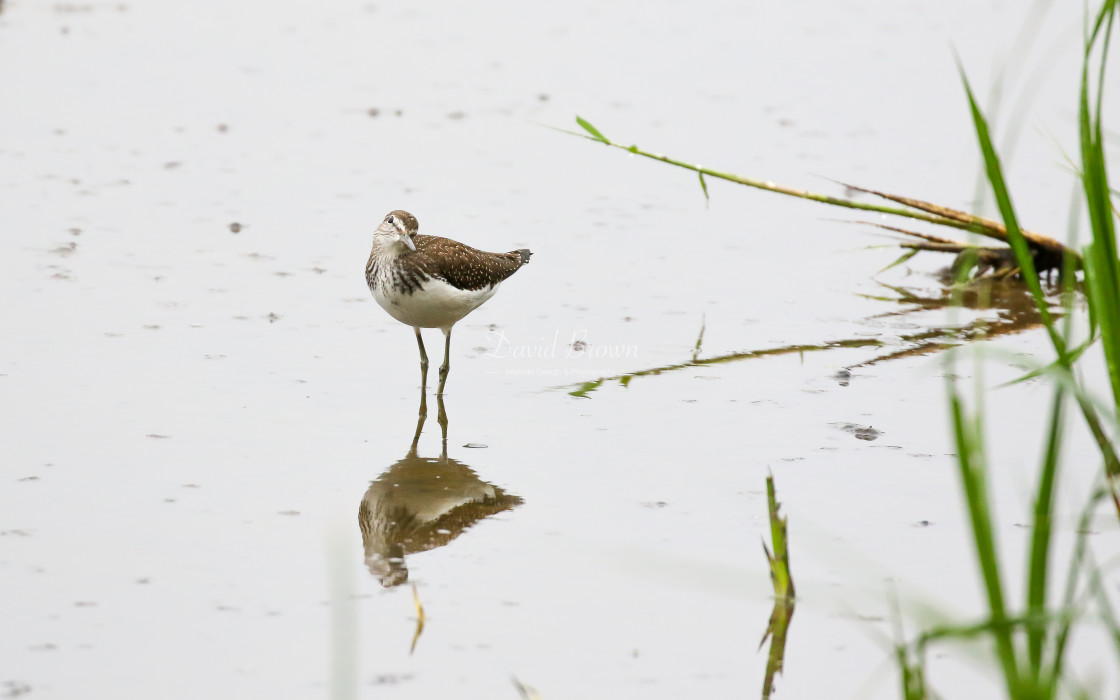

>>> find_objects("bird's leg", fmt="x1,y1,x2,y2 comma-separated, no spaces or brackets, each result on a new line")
436,328,452,396
436,393,448,460
414,327,429,390
410,386,427,453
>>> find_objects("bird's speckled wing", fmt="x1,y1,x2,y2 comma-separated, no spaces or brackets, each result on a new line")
410,235,531,291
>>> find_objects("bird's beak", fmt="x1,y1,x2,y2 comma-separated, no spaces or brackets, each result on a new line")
399,233,416,252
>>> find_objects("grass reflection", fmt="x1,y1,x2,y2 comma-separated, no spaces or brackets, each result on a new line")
760,474,795,699
564,276,1049,397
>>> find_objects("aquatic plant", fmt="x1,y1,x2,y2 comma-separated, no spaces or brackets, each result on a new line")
566,1,1120,696
897,2,1120,697
760,473,795,699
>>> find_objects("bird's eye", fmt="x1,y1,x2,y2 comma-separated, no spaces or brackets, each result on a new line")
387,215,396,225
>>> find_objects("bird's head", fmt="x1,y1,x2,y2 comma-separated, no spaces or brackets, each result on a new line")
376,210,419,252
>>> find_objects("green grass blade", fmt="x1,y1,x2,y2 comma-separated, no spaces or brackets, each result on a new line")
692,316,706,361
946,382,1021,690
962,40,1120,485
1077,0,1120,489
958,67,1064,355
575,115,609,144
560,119,1044,241
1026,386,1065,674
994,338,1094,388
1050,484,1112,684
1079,3,1120,414
878,248,921,273
764,473,795,599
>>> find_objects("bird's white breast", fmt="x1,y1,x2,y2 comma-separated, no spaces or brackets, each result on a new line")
373,275,500,332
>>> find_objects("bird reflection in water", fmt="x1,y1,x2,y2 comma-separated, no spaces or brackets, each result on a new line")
358,389,522,587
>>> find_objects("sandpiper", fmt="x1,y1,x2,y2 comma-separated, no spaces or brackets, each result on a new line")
365,210,532,394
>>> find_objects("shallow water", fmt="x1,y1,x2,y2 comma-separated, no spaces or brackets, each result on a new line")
2,1,1117,698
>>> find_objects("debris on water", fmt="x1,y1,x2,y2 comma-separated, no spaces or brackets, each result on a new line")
833,368,851,386
371,674,415,686
830,423,881,441
146,434,171,439
229,222,242,233
463,443,487,448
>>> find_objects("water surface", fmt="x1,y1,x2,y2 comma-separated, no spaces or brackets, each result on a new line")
1,1,1116,698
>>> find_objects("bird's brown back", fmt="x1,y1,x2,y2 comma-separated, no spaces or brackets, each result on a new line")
409,235,531,291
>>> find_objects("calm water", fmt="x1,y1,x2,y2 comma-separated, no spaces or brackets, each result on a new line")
1,1,1116,698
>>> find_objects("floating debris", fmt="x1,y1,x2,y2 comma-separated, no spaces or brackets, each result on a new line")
831,423,881,441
